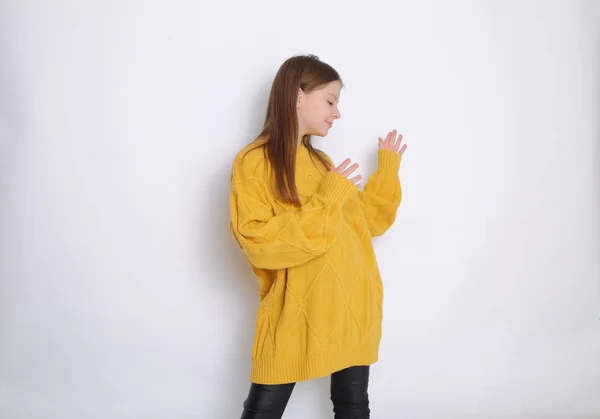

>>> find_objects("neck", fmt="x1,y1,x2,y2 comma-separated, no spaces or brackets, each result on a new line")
298,132,306,148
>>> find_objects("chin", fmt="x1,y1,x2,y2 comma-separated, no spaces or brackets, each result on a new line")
308,127,330,138
308,131,325,138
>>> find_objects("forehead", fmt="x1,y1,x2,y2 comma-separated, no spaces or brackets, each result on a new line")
321,80,342,96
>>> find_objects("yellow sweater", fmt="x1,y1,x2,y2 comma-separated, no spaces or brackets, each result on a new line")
229,139,402,384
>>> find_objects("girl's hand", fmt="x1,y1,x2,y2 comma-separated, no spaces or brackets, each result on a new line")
331,158,362,188
378,129,407,156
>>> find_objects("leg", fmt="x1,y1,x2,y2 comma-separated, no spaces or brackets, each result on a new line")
240,381,296,419
330,365,371,419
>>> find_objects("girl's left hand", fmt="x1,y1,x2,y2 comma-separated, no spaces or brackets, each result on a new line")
378,129,407,156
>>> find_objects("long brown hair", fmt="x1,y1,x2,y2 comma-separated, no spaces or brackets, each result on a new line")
248,54,344,206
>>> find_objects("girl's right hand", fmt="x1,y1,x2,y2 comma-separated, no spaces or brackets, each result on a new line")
331,159,362,188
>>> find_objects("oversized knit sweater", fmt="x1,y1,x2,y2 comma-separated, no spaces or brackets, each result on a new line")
229,138,402,385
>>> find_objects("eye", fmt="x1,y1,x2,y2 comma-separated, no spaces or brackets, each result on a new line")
327,101,334,106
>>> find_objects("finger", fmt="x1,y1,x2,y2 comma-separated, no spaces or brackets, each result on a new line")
334,158,351,173
348,174,362,184
393,134,403,152
390,129,398,149
341,162,359,177
380,136,390,150
398,143,407,156
341,163,359,177
385,131,393,147
391,129,399,147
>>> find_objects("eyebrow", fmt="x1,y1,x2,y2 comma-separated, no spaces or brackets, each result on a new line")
326,92,339,102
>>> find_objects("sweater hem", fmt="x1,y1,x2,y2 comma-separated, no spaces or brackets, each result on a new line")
249,340,380,385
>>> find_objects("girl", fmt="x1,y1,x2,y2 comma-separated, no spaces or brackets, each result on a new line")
229,54,407,419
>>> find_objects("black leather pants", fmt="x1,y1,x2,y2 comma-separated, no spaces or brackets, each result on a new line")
240,365,370,419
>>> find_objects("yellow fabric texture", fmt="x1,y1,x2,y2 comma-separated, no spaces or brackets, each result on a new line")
229,139,402,384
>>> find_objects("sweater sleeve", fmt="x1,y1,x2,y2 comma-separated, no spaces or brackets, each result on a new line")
229,165,358,270
359,149,403,237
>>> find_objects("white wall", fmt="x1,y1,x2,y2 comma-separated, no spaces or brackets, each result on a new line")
1,1,599,418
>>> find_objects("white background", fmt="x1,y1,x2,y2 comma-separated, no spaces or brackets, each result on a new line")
1,1,599,418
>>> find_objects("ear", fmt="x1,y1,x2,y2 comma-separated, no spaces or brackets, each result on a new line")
297,87,303,109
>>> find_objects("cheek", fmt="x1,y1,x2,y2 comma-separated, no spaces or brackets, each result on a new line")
312,104,328,122
302,101,328,128
305,109,319,126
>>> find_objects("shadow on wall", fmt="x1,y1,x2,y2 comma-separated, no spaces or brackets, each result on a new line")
199,161,257,416
596,94,600,300
199,72,338,418
197,76,270,416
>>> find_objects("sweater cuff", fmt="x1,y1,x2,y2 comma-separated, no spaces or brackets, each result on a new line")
319,171,358,204
377,149,401,173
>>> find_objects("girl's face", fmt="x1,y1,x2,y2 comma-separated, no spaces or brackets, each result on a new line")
297,80,342,138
